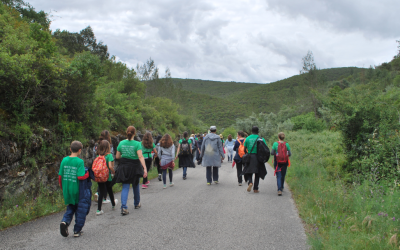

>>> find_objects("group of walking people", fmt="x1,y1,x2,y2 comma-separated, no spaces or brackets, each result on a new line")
57,124,291,237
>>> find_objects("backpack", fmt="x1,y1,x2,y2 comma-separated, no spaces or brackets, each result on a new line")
92,155,109,183
257,138,270,163
276,141,289,164
237,139,246,158
181,139,190,155
191,138,196,150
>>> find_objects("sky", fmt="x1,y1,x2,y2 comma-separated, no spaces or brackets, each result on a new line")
28,0,400,83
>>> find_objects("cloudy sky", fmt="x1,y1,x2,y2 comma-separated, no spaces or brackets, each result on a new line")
29,0,400,83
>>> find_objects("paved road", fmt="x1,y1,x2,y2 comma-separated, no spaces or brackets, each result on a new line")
0,161,308,250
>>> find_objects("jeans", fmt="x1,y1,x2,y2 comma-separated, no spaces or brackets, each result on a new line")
236,161,243,183
276,164,288,191
183,167,187,177
143,158,152,184
98,181,115,210
163,169,173,185
206,166,219,183
246,173,260,190
121,183,140,209
62,204,85,233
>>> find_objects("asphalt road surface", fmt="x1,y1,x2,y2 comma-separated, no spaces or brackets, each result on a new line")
0,161,308,250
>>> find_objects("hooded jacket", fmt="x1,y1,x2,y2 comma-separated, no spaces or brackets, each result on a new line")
200,133,225,167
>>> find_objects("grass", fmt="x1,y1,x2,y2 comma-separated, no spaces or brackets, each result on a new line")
287,130,400,249
0,159,179,231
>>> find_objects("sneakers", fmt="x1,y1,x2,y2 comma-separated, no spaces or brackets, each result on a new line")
94,193,98,202
96,210,104,216
169,182,174,187
102,199,111,204
158,174,162,181
278,190,282,196
183,176,187,180
142,184,148,189
112,199,118,209
121,208,129,215
73,231,83,237
135,203,141,209
207,183,211,185
163,184,167,189
254,190,259,193
60,222,69,237
144,181,150,185
247,183,253,192
238,183,242,186
214,181,219,184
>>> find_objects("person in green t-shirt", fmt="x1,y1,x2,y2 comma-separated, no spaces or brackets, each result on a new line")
271,132,292,196
242,126,268,193
141,132,158,188
175,131,193,180
59,141,88,237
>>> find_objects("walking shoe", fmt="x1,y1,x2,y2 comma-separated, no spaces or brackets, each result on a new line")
102,199,111,204
254,190,259,193
163,184,167,189
144,181,150,185
158,174,162,181
214,181,219,184
169,182,174,187
142,184,148,189
60,222,69,237
238,183,242,186
121,209,129,215
73,231,83,237
112,199,119,209
207,183,211,185
183,176,187,180
135,203,141,209
278,190,282,196
247,183,253,192
96,210,104,216
94,193,98,202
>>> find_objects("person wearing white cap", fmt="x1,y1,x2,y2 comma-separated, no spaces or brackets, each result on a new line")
200,126,225,185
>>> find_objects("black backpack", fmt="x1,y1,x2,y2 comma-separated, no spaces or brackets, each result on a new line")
257,138,270,163
181,139,190,155
191,138,196,150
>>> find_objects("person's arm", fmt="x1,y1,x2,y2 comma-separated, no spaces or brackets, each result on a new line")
218,139,225,159
109,161,115,174
287,143,292,157
116,151,121,159
137,150,148,178
58,175,62,190
77,171,89,180
200,139,205,158
175,144,181,160
153,148,158,158
233,141,238,151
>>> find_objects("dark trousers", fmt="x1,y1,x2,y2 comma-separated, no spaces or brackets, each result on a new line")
98,181,115,210
154,157,162,174
236,161,243,183
162,169,173,185
143,158,152,184
206,166,219,183
62,204,85,233
96,186,106,200
245,173,260,190
276,164,288,191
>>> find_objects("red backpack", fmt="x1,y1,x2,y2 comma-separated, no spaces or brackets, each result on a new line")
92,155,109,183
276,141,289,164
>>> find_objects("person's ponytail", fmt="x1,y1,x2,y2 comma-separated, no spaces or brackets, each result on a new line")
126,126,136,140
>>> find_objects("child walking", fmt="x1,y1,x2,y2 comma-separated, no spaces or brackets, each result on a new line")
159,134,175,188
59,141,90,237
141,132,158,189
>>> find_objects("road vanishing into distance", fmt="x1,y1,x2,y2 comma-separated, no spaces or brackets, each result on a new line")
0,161,308,249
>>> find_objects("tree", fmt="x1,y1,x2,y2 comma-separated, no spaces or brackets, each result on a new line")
300,51,319,117
1,0,50,28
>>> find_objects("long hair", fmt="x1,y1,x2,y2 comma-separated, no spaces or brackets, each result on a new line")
160,134,173,148
98,130,111,144
228,134,233,141
96,140,110,156
142,132,154,149
126,126,136,140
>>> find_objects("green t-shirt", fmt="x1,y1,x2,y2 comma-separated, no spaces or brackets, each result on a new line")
179,139,192,144
272,141,291,152
142,143,156,158
244,134,267,154
117,139,142,160
58,156,85,205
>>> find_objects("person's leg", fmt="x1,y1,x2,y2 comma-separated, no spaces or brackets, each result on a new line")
206,167,212,183
106,181,116,206
183,167,187,178
254,173,260,191
61,204,76,225
276,169,282,191
163,169,167,185
236,161,243,184
97,182,106,211
213,167,219,181
132,183,140,207
74,202,87,233
281,165,288,190
246,174,253,184
121,183,130,209
169,169,173,183
143,158,152,184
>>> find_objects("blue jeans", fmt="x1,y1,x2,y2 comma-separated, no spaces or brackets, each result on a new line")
163,169,173,185
62,204,84,233
121,183,140,209
276,165,288,191
206,166,219,183
183,167,187,177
